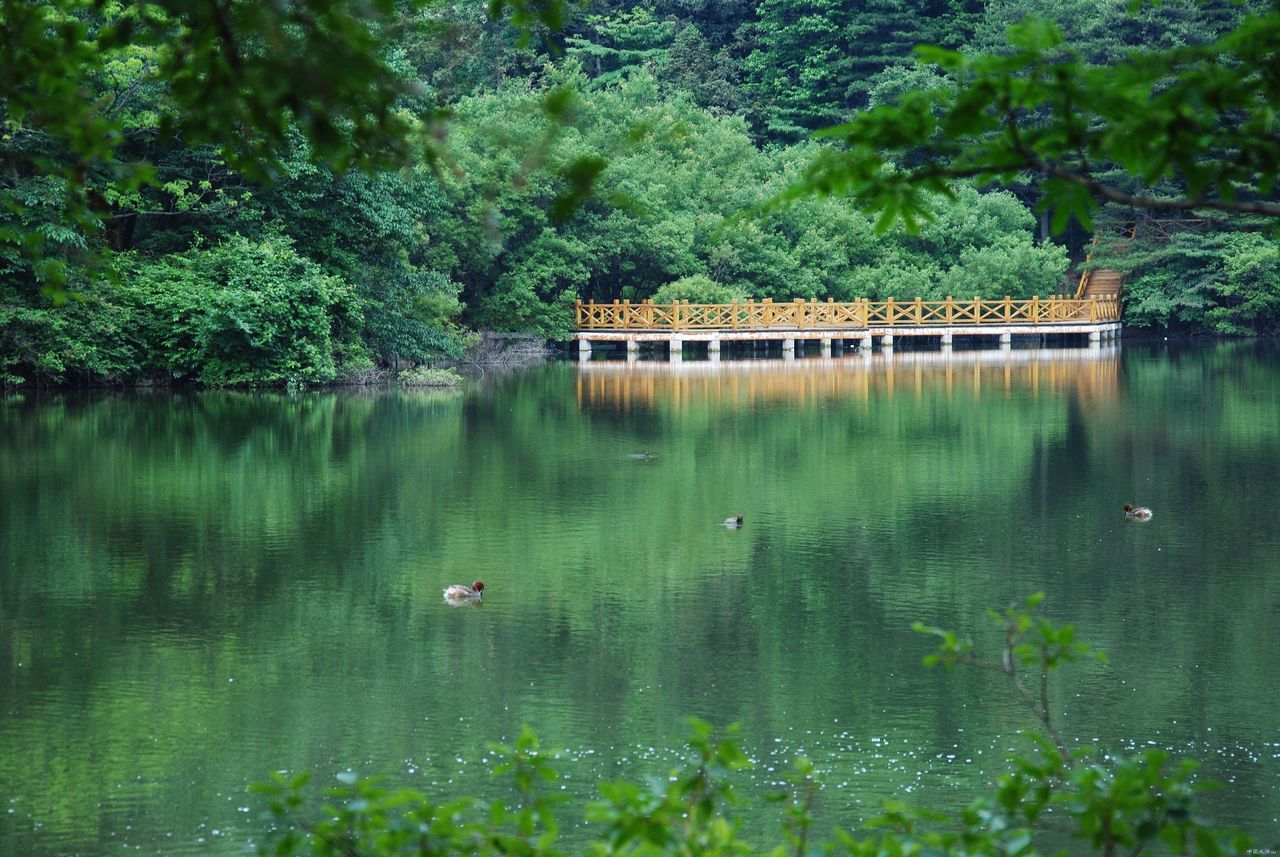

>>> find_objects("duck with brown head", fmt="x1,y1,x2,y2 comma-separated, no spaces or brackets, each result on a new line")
443,581,485,603
1123,504,1153,521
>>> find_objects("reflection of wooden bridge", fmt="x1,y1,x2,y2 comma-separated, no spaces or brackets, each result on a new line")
573,294,1121,361
576,346,1122,407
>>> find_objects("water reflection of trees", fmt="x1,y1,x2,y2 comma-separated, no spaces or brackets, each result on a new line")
2,346,1279,850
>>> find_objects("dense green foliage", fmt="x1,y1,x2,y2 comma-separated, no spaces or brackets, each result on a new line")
1,234,366,386
650,275,748,305
439,74,1066,337
1088,214,1280,335
780,2,1280,242
3,0,1279,386
255,599,1251,857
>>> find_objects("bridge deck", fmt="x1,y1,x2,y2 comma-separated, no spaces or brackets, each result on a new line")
574,296,1121,358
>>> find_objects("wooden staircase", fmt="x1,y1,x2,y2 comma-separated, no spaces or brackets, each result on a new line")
1075,266,1124,300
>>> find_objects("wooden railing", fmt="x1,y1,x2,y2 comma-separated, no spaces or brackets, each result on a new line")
575,296,1121,330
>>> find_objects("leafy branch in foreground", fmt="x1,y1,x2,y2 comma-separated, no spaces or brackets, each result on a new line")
776,10,1280,232
913,591,1107,762
1,0,572,295
257,598,1252,857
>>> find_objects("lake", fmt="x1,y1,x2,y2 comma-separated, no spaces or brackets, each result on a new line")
2,342,1278,855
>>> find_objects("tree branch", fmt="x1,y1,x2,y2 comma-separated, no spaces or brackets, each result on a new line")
1001,624,1073,767
1029,158,1280,217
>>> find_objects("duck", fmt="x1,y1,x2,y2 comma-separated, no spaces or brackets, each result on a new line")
722,515,744,528
1123,504,1153,521
626,452,654,461
443,580,485,602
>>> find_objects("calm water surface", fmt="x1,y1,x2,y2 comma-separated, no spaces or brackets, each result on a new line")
2,342,1279,855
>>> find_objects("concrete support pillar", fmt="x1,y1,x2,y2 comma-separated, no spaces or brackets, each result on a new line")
858,335,873,356
881,333,894,348
578,338,592,362
782,338,796,360
626,339,639,362
668,337,683,362
707,338,721,362
820,338,832,357
999,333,1012,345
940,332,953,346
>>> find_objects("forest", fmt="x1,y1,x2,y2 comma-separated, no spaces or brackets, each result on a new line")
3,0,1279,386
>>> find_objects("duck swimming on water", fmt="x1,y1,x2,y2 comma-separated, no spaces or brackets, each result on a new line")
1123,504,1153,521
722,515,744,528
443,581,485,602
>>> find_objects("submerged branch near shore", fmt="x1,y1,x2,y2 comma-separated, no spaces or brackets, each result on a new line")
463,332,554,366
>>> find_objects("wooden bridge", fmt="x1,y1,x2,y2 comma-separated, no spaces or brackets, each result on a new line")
574,292,1122,360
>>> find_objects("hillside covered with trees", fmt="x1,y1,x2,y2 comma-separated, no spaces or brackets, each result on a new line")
2,0,1277,385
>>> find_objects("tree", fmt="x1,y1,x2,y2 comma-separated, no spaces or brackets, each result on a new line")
429,73,1061,337
740,0,971,141
659,25,744,115
740,0,865,139
0,233,367,386
0,0,567,292
1087,211,1280,334
776,4,1280,230
565,7,678,87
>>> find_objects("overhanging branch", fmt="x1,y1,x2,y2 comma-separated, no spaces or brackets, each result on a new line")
1030,158,1280,217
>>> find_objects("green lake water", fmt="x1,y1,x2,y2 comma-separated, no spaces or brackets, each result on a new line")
2,342,1279,855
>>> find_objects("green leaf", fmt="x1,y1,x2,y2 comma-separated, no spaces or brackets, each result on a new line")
543,86,576,120
1006,17,1065,52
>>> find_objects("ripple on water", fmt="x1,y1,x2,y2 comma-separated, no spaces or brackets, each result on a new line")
4,350,1280,851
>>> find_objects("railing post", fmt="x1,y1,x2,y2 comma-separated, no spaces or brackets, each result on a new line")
886,296,896,326
763,297,773,328
914,296,923,324
945,296,954,324
1090,297,1097,323
796,297,805,329
622,298,632,330
673,300,683,330
1031,295,1040,322
973,295,982,323
1003,295,1012,322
